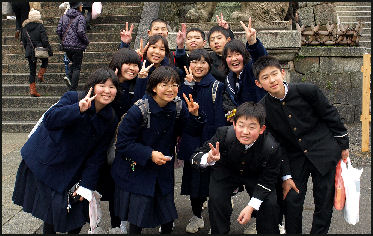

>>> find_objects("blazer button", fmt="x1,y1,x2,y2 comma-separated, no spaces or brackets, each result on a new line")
293,127,297,131
282,102,286,106
288,114,292,118
304,149,308,153
298,138,302,142
241,161,245,165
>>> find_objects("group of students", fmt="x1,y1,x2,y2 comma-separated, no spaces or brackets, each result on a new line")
13,9,349,235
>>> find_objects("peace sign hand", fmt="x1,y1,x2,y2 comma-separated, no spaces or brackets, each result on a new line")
184,66,195,83
216,13,229,29
183,93,199,116
135,38,149,59
207,142,220,163
79,87,97,113
138,60,154,78
176,23,187,49
240,17,257,45
120,22,134,44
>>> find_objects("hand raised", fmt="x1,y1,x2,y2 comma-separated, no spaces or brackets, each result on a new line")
183,93,199,116
138,60,154,78
207,142,220,163
120,22,134,44
240,17,257,45
135,38,149,59
216,13,229,29
184,66,195,83
176,23,187,49
79,87,97,113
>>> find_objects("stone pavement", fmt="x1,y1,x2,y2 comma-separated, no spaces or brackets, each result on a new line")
2,133,371,234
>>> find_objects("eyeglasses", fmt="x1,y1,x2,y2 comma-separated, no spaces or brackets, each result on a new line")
158,83,179,89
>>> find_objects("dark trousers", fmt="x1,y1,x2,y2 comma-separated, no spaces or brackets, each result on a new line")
128,221,173,234
208,173,280,234
190,196,207,218
283,158,336,234
11,2,30,31
27,57,48,84
65,50,84,91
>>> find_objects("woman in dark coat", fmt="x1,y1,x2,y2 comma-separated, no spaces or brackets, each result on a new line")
56,2,89,91
12,68,119,234
21,8,53,97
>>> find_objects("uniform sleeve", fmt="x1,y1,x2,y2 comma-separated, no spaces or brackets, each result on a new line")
297,83,349,149
214,83,228,127
115,105,153,167
246,38,267,64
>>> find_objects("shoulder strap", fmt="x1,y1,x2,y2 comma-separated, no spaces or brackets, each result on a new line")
134,98,151,128
25,31,35,50
211,80,220,103
174,96,182,119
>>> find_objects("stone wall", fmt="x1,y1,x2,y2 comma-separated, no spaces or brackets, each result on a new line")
298,2,337,28
289,47,368,124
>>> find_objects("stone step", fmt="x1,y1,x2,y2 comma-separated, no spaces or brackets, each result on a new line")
2,108,50,122
2,96,60,109
359,41,371,49
334,2,371,6
335,6,371,11
2,41,121,54
1,73,90,84
336,11,371,16
1,14,142,28
337,16,371,23
338,21,371,28
3,51,117,64
2,84,84,96
2,121,36,133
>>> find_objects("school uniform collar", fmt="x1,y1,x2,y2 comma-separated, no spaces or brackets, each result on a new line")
195,73,216,87
86,101,114,120
144,93,177,115
268,82,288,101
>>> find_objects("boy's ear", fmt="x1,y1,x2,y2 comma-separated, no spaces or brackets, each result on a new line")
147,29,151,36
259,124,266,134
226,37,231,42
255,79,262,88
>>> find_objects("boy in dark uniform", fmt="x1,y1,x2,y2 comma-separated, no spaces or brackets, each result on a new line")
253,55,349,234
191,102,282,234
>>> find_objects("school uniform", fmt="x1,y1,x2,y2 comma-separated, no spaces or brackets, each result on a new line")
12,91,118,233
111,93,205,228
224,39,267,112
178,73,226,199
191,126,282,234
260,82,349,234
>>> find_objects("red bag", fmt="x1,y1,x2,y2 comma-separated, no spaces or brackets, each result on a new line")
334,159,346,210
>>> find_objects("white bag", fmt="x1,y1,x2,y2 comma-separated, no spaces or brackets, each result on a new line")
88,191,104,234
340,157,363,225
91,2,102,20
2,2,14,16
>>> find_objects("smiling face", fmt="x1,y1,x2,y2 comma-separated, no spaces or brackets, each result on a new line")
120,63,139,82
148,22,168,38
146,39,166,65
233,116,265,145
209,31,230,55
255,66,286,98
226,50,244,75
152,80,179,107
186,31,206,51
189,56,210,81
94,79,117,107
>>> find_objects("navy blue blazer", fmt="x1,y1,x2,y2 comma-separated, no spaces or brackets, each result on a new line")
178,73,226,161
111,94,205,197
21,91,118,193
225,39,268,107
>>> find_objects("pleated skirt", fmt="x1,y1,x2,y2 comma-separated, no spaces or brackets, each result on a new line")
12,160,89,233
180,160,210,198
113,182,178,228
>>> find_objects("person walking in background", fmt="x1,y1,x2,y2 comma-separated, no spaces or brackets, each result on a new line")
82,2,93,31
11,2,30,40
56,1,89,91
59,2,72,85
21,8,53,97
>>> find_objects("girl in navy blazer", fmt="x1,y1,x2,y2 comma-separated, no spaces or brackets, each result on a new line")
111,66,205,234
12,68,119,234
178,49,226,233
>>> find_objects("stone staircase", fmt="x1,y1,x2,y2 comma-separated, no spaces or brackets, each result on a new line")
335,1,371,53
2,2,143,132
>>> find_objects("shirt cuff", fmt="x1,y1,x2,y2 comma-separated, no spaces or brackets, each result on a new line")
282,175,292,181
248,197,263,211
176,47,185,56
200,153,215,167
76,186,93,202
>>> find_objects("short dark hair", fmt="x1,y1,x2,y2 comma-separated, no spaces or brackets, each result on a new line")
222,39,250,69
108,48,141,78
69,2,82,9
143,35,170,61
233,102,266,126
188,49,212,72
207,26,230,43
149,18,168,30
187,27,205,40
84,67,120,102
253,55,282,80
146,66,180,96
